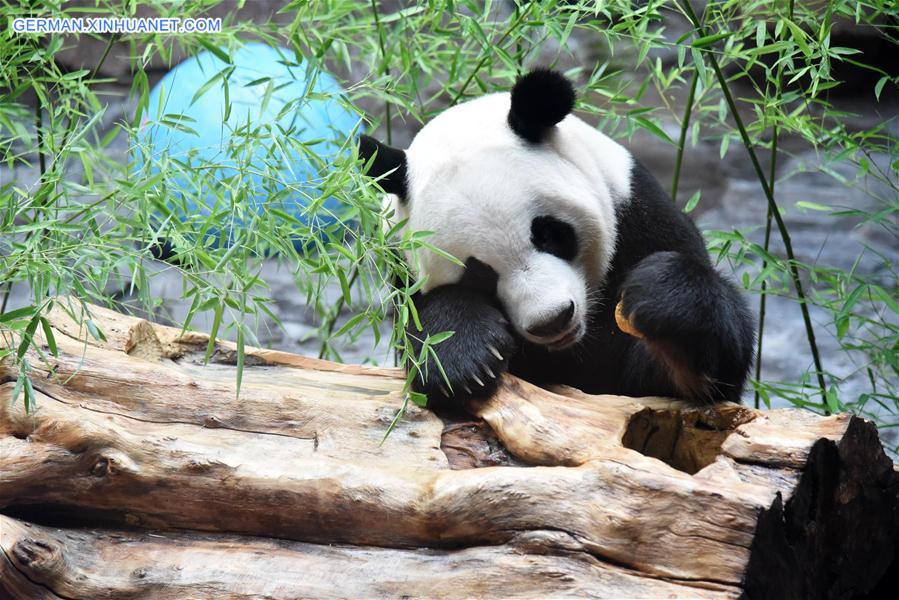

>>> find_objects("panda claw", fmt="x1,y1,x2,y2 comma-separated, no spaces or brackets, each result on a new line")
463,384,472,395
484,365,496,379
487,344,503,361
473,375,485,387
439,384,451,397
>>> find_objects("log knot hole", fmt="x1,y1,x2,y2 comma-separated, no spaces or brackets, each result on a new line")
622,404,756,474
131,567,149,579
91,458,109,477
90,449,139,478
124,319,165,362
11,537,62,576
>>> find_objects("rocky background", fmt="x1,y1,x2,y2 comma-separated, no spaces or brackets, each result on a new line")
4,2,896,442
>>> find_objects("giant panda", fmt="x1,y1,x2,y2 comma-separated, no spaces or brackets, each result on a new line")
359,69,754,407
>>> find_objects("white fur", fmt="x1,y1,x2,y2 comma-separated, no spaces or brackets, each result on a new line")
387,92,633,344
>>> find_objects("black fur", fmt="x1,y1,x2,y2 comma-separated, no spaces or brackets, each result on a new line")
358,134,408,199
531,215,578,261
407,258,518,409
508,69,576,143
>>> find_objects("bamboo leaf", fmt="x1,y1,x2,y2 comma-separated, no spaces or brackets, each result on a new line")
235,327,245,400
10,375,25,408
16,315,40,359
205,302,224,364
633,116,675,145
0,305,35,324
692,31,733,48
337,269,352,306
39,317,58,357
85,320,107,342
795,201,831,212
683,190,701,213
427,331,454,345
190,69,227,106
874,76,888,100
198,39,232,64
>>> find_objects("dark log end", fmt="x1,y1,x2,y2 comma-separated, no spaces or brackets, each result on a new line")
744,417,898,599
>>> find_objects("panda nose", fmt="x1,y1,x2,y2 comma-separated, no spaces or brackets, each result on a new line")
527,301,575,338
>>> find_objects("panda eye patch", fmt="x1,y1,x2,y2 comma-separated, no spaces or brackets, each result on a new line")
531,215,578,261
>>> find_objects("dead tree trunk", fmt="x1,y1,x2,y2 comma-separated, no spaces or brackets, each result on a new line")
1,299,896,599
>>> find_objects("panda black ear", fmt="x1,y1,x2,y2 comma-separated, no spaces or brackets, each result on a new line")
507,69,576,143
358,134,408,199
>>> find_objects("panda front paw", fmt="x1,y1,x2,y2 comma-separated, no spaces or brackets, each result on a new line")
619,251,754,404
618,251,716,340
406,284,518,410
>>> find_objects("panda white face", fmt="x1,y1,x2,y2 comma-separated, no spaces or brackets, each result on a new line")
362,71,633,349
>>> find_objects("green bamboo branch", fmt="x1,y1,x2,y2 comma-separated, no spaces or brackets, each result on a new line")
1,33,120,314
1,93,47,316
754,0,796,409
671,67,699,202
754,131,776,409
514,4,525,73
451,2,534,106
35,93,46,177
318,266,360,360
316,0,389,360
370,0,393,145
680,0,828,410
50,33,119,172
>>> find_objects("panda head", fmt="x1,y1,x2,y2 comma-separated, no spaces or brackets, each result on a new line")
360,69,632,349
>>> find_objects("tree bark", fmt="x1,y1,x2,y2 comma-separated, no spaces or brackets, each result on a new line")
0,298,896,599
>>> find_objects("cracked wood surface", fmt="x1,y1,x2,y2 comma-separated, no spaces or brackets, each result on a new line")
0,517,736,600
0,298,895,599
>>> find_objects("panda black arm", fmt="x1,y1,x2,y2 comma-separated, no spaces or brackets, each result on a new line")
610,160,755,404
405,258,518,409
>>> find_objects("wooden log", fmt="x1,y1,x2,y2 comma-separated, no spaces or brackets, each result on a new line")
0,516,734,600
0,299,895,598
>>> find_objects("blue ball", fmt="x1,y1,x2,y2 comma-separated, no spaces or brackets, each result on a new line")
136,42,362,247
